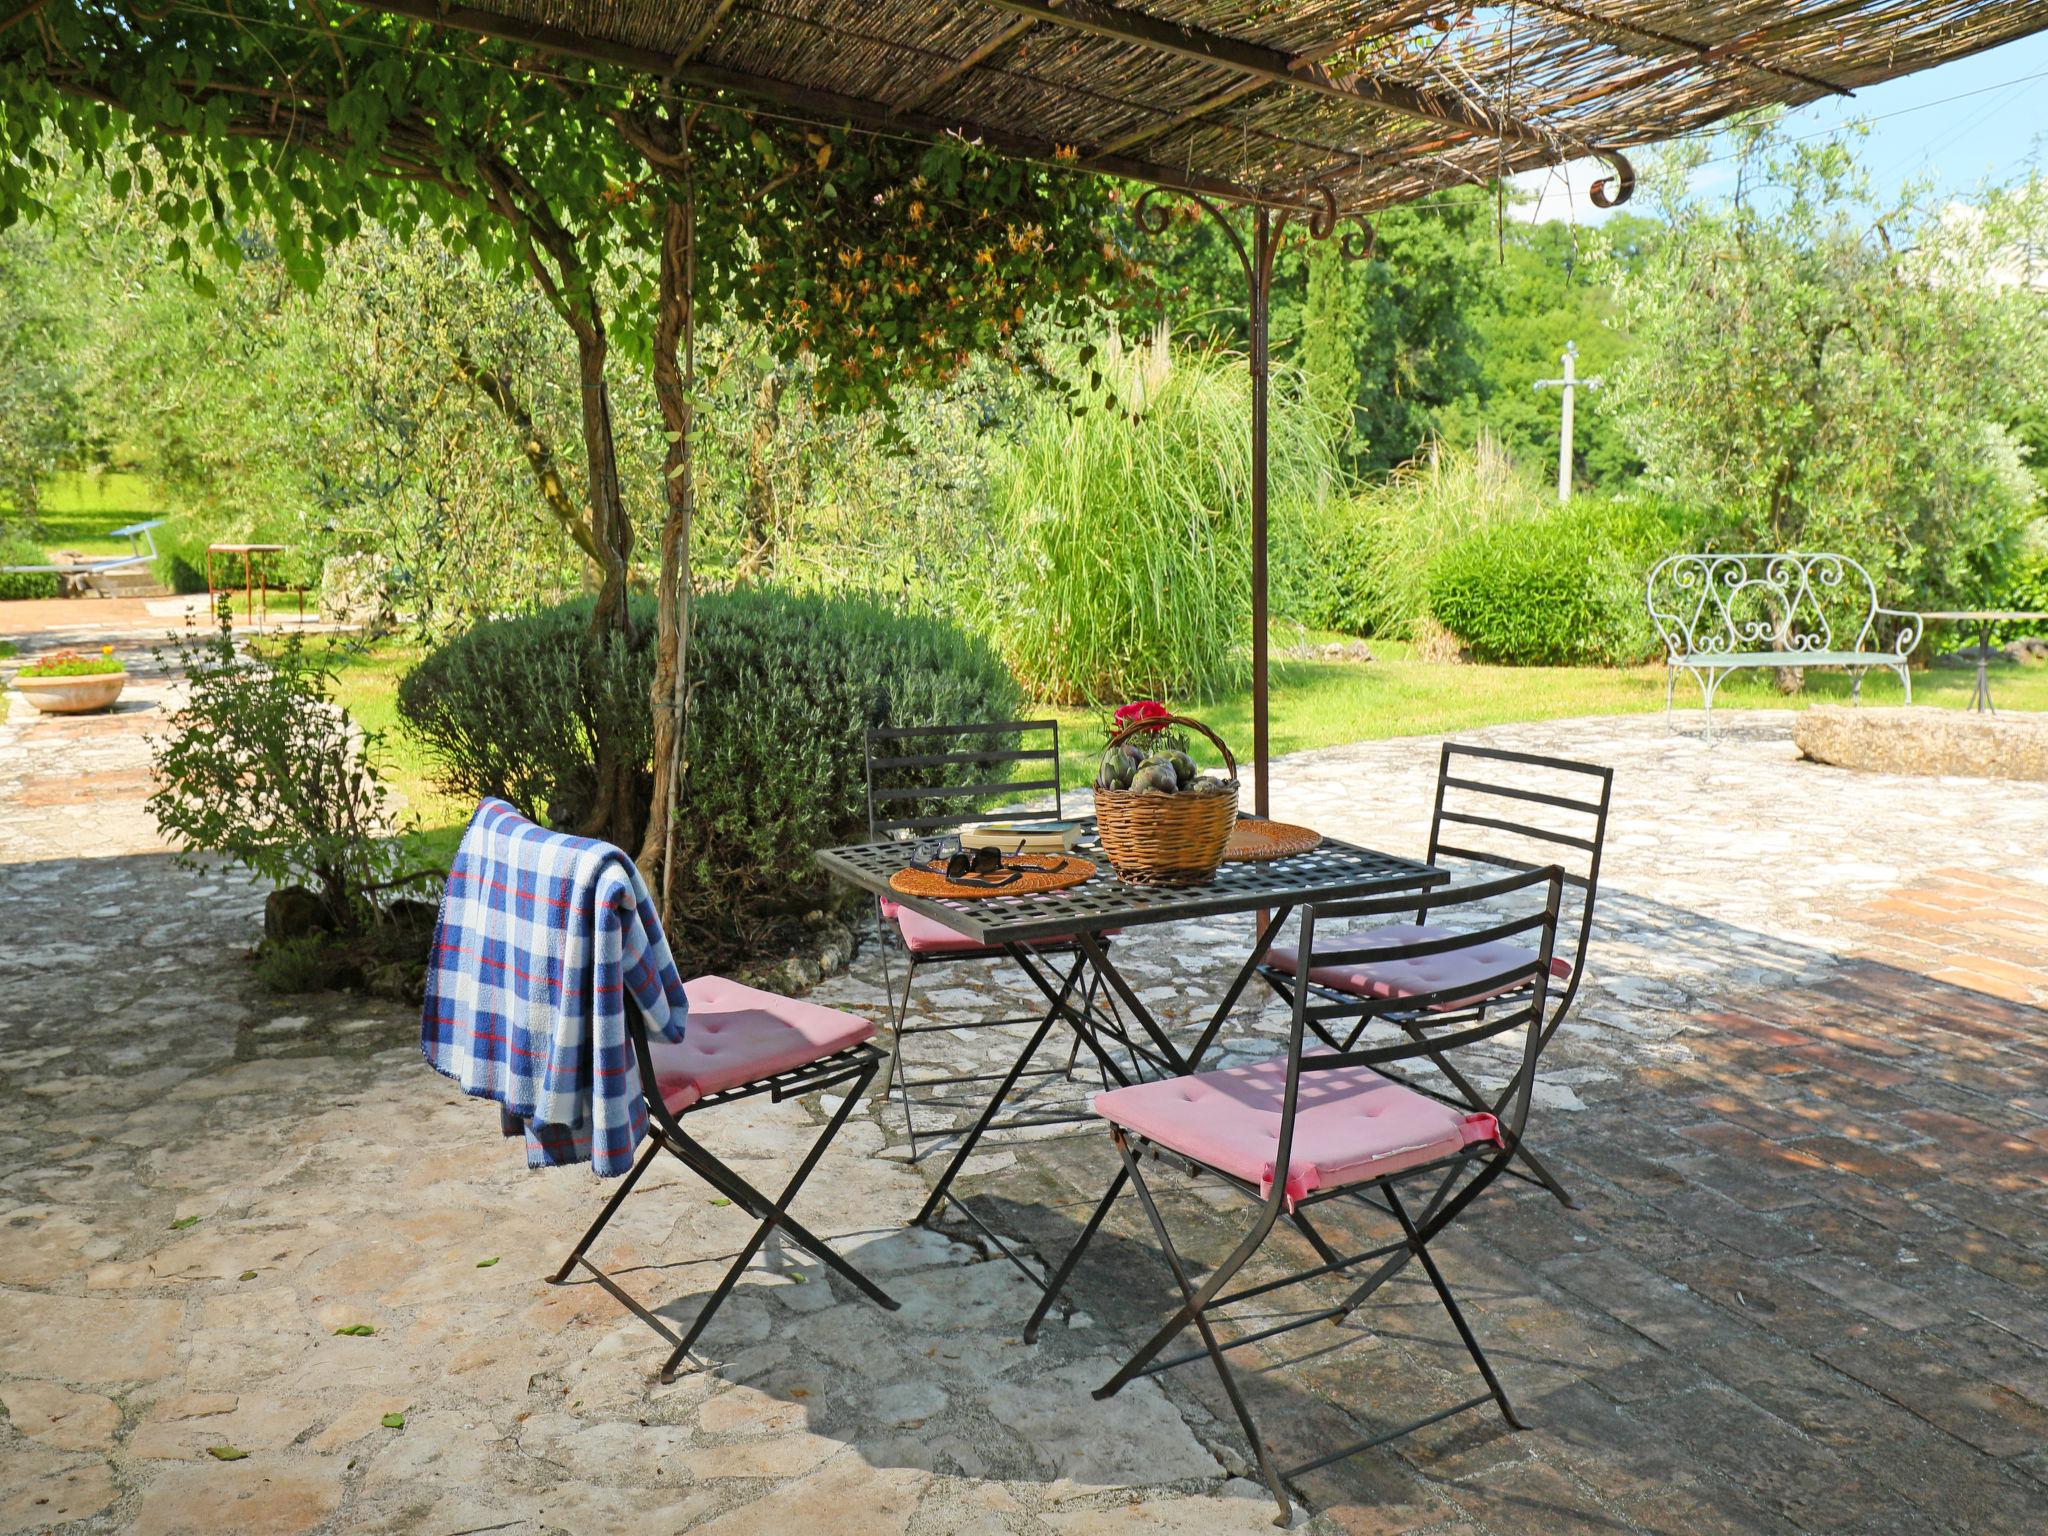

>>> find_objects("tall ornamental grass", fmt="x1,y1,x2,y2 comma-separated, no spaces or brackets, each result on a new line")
980,329,1339,704
1294,435,1541,639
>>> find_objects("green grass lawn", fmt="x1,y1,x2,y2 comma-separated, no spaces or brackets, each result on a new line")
1045,637,2048,789
275,635,471,869
308,627,2048,854
27,471,167,557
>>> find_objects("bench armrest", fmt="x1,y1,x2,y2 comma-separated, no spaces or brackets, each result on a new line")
1871,608,1922,658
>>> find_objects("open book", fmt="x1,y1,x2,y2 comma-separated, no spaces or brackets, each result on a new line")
959,819,1084,855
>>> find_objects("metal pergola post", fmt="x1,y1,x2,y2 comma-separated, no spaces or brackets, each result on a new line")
1248,204,1274,819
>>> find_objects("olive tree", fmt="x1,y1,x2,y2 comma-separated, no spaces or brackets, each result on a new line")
1609,121,2045,605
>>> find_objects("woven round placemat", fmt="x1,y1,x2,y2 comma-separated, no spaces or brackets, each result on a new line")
1222,817,1323,863
889,854,1096,900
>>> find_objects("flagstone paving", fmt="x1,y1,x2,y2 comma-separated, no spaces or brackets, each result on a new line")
2,640,2045,1534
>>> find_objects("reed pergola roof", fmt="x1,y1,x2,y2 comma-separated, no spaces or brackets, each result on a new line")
367,0,2048,213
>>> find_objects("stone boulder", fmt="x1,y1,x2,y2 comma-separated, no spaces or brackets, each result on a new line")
1794,706,2048,781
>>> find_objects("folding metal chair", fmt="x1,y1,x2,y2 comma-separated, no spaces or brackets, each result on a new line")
1261,742,1610,1206
549,974,899,1381
1028,868,1565,1527
864,718,1115,1162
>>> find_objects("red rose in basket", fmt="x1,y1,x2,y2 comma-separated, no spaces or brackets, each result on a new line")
1112,699,1170,734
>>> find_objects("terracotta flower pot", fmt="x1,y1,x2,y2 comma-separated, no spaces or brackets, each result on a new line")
12,671,127,714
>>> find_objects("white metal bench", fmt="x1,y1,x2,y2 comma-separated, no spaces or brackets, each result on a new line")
0,519,166,597
1646,552,1922,717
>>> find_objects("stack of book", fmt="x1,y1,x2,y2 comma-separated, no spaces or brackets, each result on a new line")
959,819,1083,855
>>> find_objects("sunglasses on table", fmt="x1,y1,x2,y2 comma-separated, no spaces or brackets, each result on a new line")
911,839,1060,889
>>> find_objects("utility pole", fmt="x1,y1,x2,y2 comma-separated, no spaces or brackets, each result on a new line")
1533,342,1601,503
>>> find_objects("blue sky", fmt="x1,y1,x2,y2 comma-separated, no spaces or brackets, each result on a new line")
1514,28,2048,222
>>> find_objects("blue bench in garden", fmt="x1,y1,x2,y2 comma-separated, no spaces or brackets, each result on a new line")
1646,552,1923,717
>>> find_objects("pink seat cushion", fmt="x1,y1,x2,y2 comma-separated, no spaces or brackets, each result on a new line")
886,902,1096,956
1266,924,1569,1006
645,976,875,1112
1095,1057,1499,1206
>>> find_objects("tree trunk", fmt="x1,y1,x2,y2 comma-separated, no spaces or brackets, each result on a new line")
567,312,644,850
638,190,697,907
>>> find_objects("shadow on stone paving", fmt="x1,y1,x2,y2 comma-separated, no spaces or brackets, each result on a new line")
7,821,2046,1531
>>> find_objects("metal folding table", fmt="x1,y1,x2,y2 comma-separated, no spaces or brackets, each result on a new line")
816,821,1442,1277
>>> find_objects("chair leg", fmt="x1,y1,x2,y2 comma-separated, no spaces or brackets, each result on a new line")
1023,1164,1128,1344
1399,1021,1577,1209
548,1137,662,1285
1384,1186,1523,1430
660,1059,899,1379
885,950,926,1165
915,952,1088,1227
1105,1135,1292,1526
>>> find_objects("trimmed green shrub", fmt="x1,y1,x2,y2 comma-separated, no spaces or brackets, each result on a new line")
1426,498,1699,666
396,595,656,833
1993,527,2048,642
149,615,425,928
669,587,1024,956
0,534,59,600
398,589,1023,965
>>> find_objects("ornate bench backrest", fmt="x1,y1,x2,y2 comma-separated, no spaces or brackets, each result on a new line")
1646,552,1912,661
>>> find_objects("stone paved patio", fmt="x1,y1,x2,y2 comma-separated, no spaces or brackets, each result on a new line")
3,628,2046,1535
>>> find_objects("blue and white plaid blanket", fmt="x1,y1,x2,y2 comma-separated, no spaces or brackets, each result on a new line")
420,798,689,1177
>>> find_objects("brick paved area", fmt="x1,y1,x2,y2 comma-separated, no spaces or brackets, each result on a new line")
3,651,2044,1535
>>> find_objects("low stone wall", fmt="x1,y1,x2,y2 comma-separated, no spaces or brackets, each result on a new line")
1794,705,2048,781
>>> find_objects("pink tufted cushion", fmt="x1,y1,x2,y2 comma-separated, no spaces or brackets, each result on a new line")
1266,923,1569,1007
887,903,1099,956
645,976,874,1112
1094,1056,1498,1206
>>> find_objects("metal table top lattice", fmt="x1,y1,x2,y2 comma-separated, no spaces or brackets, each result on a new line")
817,820,1439,946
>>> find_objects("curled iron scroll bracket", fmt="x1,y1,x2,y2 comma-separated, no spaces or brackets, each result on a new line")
1588,148,1636,210
1127,180,1375,284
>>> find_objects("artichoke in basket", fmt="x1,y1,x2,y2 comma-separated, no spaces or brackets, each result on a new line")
1096,742,1143,790
1129,761,1180,795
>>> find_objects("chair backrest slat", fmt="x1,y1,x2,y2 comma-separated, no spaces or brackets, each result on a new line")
1260,867,1566,1216
1430,843,1594,893
1425,744,1612,1003
1309,909,1550,969
1437,808,1598,853
868,718,1046,741
1439,774,1604,817
865,718,1063,841
870,775,1061,804
867,747,1055,772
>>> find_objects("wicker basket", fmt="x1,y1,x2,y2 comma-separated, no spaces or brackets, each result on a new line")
1092,714,1240,886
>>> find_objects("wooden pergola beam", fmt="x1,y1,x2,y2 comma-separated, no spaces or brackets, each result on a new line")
670,0,740,71
891,15,1039,115
353,0,1287,206
982,0,1579,150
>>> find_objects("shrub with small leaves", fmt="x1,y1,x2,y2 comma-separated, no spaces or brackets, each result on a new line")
149,611,428,927
1426,498,1701,666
